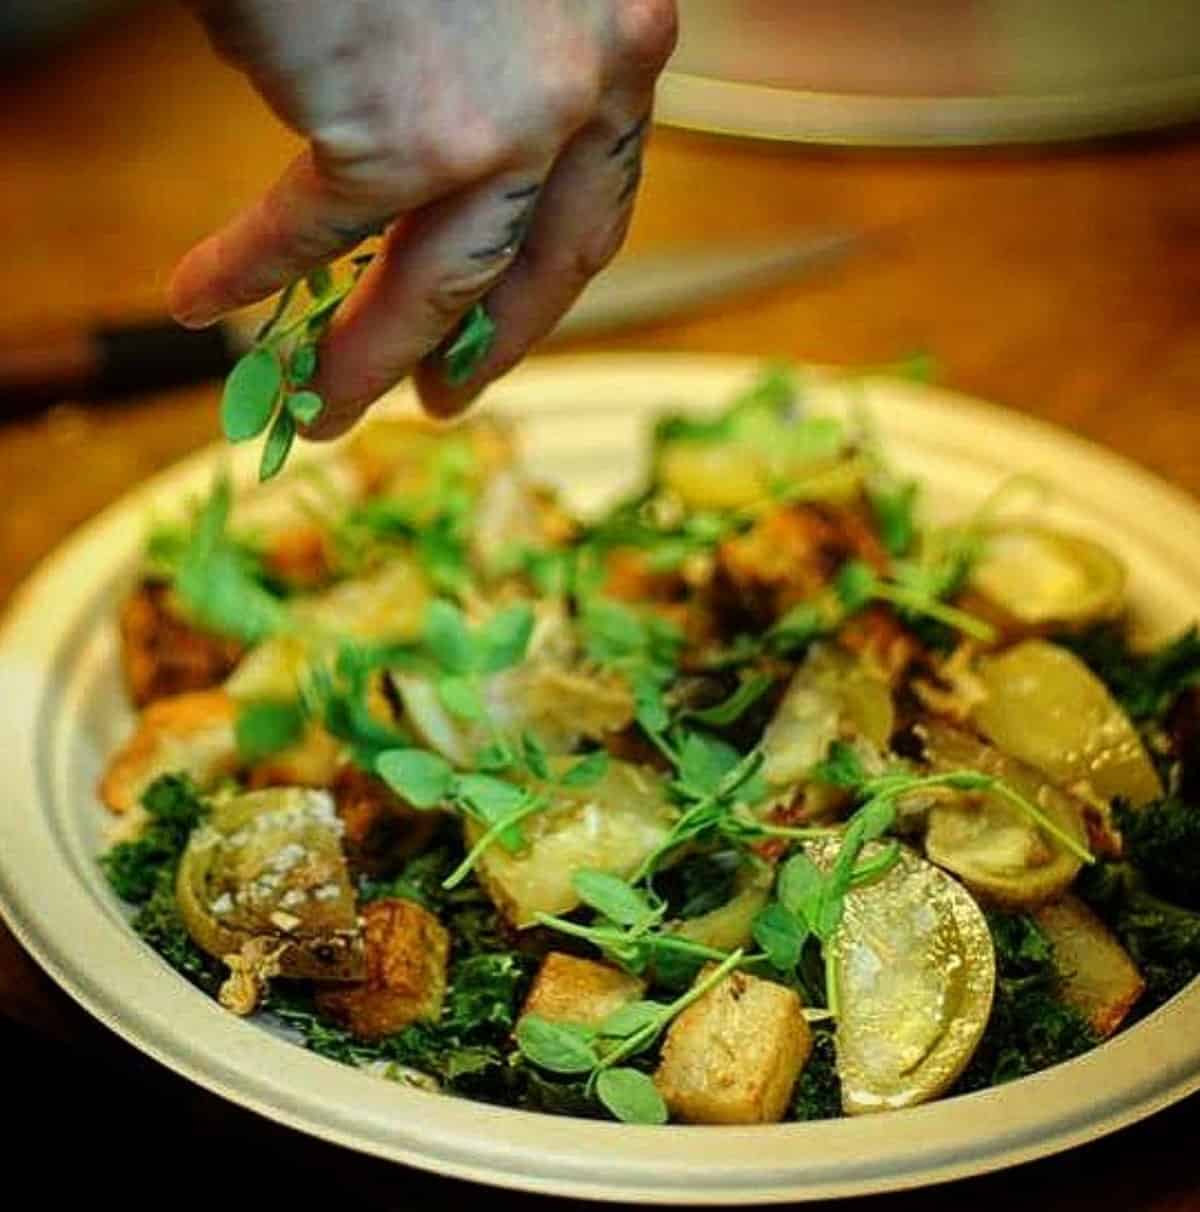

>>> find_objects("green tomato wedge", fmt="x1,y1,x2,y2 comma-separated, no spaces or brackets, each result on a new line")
968,525,1126,630
972,639,1163,809
811,838,996,1115
176,787,363,981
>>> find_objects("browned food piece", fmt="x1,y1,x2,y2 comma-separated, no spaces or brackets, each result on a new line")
316,898,450,1040
1034,895,1145,1037
919,720,1090,910
260,523,335,589
715,503,889,626
245,721,345,791
99,689,239,814
177,788,364,995
119,580,244,708
330,765,441,877
837,604,924,687
653,968,811,1124
518,953,645,1029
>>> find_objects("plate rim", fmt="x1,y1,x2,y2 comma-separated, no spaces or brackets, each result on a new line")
1,352,1199,1205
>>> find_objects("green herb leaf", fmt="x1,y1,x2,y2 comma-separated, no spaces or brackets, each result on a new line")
572,869,656,927
560,750,610,788
813,740,867,790
443,303,496,387
633,672,672,736
870,481,919,557
475,603,535,674
766,602,827,654
305,265,334,298
681,674,774,727
778,852,827,927
289,342,318,386
521,731,550,780
595,1067,669,1125
752,901,808,971
285,390,324,426
235,700,305,762
455,773,529,826
221,347,282,442
677,732,742,798
437,674,486,721
834,560,878,614
259,406,296,482
514,1014,598,1074
376,748,455,809
598,1001,671,1038
476,740,517,773
424,600,476,676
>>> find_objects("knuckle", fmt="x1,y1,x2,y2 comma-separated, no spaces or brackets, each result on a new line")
614,0,680,74
539,62,602,134
412,118,505,187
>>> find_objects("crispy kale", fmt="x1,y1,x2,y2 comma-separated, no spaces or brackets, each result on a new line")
952,913,1097,1094
1059,624,1200,723
790,1029,841,1121
1077,862,1200,1011
1116,798,1200,910
101,774,207,903
100,775,223,994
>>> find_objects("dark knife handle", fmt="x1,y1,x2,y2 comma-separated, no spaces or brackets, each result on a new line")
0,319,239,418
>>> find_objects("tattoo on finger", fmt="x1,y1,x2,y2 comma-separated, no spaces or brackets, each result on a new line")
611,114,650,206
468,183,542,263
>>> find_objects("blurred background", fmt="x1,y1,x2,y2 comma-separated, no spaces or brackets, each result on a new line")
2,4,1200,1202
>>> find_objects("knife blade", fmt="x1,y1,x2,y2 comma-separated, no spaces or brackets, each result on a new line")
0,231,854,415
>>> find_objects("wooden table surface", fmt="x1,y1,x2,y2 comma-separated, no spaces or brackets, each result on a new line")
3,5,1200,1208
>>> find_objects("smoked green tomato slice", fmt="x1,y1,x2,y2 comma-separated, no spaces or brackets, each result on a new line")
177,787,364,981
760,644,894,801
972,639,1163,809
810,839,996,1114
918,720,1090,910
967,525,1126,631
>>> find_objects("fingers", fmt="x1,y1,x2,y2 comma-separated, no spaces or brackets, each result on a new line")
167,149,397,327
301,169,551,439
411,106,652,418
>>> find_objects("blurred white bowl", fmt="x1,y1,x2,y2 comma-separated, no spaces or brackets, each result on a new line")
659,0,1200,145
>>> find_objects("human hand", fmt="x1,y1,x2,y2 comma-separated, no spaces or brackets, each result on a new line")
169,0,677,436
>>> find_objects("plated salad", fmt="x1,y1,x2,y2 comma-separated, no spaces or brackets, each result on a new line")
99,366,1200,1126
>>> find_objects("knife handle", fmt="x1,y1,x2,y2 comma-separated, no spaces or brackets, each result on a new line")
0,320,238,417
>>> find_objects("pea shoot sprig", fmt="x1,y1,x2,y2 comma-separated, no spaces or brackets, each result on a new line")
219,256,496,482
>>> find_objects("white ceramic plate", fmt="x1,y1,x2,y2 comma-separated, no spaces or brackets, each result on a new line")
1,353,1199,1204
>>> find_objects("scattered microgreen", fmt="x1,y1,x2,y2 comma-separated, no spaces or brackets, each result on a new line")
443,303,496,387
234,699,306,762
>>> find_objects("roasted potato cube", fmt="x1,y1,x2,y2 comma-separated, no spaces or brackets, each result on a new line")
1034,895,1145,1037
119,581,244,708
316,899,450,1040
330,765,441,877
654,968,811,1124
519,953,645,1029
99,689,238,814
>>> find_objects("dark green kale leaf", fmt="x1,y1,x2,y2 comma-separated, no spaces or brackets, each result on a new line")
1077,862,1200,1012
952,912,1097,1095
1058,624,1200,723
101,774,207,904
130,864,225,995
790,1029,841,1121
101,774,222,992
1116,798,1200,910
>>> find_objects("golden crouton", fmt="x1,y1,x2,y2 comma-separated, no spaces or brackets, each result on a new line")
1034,895,1145,1037
99,689,239,814
519,953,645,1029
654,968,812,1124
316,898,450,1040
119,581,244,708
